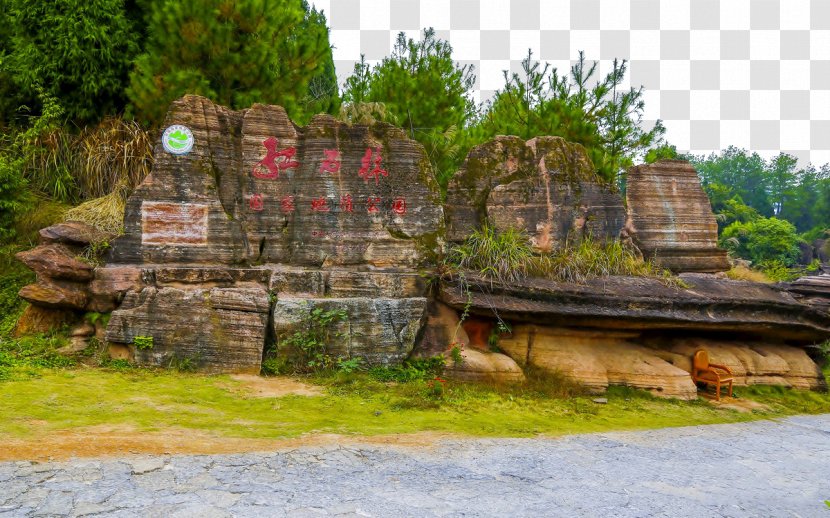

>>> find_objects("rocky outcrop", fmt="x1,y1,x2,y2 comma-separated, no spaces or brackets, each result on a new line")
440,273,830,343
783,275,830,314
445,136,625,250
110,95,444,268
625,160,729,272
646,338,826,390
272,296,427,365
499,326,698,399
16,222,115,311
106,286,270,374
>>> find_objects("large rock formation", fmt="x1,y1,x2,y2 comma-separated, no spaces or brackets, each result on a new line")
445,136,626,250
99,95,445,372
625,160,729,272
11,96,828,397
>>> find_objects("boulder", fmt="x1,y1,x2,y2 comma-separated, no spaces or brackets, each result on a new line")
105,286,270,374
15,245,94,282
272,296,427,365
413,301,470,358
625,160,729,272
13,306,76,337
498,325,698,399
444,347,526,383
38,221,113,248
18,280,89,310
87,266,146,312
110,95,444,268
445,135,625,249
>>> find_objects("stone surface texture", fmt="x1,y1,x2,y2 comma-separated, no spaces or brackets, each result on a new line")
1,416,829,517
444,347,526,383
625,159,729,272
110,95,444,267
106,286,270,374
445,135,625,250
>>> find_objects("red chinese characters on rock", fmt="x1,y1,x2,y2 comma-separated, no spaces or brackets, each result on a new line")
358,147,388,185
391,197,407,215
280,195,295,214
366,196,381,213
252,137,299,179
320,149,341,174
249,193,264,211
310,197,330,212
339,194,354,213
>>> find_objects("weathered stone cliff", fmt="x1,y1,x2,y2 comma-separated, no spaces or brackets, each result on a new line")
625,160,729,272
445,136,626,250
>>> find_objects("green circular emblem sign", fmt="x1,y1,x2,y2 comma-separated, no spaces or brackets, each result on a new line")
162,125,194,155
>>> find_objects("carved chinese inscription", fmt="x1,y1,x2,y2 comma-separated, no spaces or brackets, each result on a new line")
252,137,299,179
141,202,208,246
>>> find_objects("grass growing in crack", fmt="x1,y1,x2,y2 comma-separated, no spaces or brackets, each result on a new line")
447,225,683,286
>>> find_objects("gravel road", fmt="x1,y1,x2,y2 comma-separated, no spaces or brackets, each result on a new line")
1,415,828,517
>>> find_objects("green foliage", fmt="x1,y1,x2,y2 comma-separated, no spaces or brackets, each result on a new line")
368,356,446,383
341,29,476,188
0,246,34,336
448,226,680,286
336,357,364,374
477,50,665,183
720,217,801,267
277,306,348,373
644,143,687,164
133,335,154,350
127,0,338,126
2,0,140,124
757,260,798,282
450,345,464,366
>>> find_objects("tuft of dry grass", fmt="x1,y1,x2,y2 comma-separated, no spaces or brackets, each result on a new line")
63,182,129,235
725,265,773,283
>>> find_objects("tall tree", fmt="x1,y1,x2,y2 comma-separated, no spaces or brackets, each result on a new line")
127,0,338,126
341,29,477,188
477,50,665,183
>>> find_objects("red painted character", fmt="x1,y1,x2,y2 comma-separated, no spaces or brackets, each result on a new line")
249,193,264,211
320,149,341,174
311,197,330,212
367,196,381,213
280,195,295,214
391,197,406,215
252,136,299,179
358,147,388,185
339,194,354,213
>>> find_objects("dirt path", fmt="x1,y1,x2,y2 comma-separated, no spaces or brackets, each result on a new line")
1,415,829,517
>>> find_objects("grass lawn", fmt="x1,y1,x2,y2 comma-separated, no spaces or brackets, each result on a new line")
1,365,828,451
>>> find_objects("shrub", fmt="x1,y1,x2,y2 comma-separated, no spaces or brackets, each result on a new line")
127,0,338,126
2,0,140,123
720,217,801,267
276,306,348,373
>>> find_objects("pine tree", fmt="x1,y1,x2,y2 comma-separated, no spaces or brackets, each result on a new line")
2,0,140,124
341,29,477,187
127,0,338,126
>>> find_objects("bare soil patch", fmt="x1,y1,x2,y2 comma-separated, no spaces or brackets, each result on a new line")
0,425,453,462
226,375,324,398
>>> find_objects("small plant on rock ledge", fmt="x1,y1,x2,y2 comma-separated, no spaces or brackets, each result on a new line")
133,335,153,350
278,306,348,373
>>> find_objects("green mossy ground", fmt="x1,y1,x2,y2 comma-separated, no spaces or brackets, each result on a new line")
0,365,827,442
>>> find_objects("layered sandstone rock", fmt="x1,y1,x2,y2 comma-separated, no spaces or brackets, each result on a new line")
498,326,698,399
16,222,114,311
646,338,826,390
783,274,830,314
272,296,427,365
440,273,830,343
106,286,270,374
445,136,625,250
625,160,729,272
110,95,444,268
444,348,526,383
